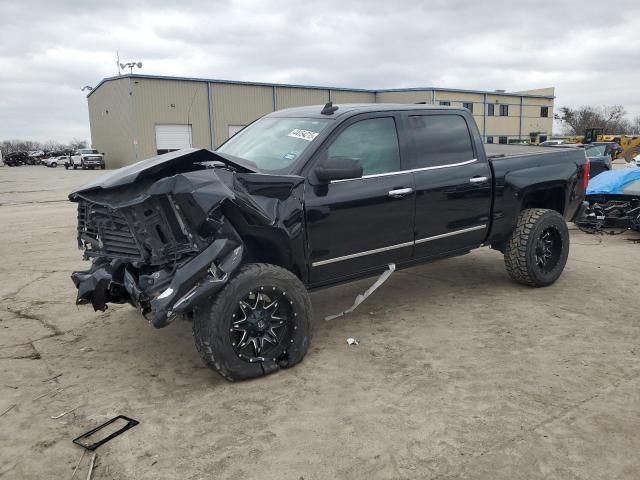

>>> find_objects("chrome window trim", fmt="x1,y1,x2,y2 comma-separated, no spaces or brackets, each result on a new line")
311,224,486,267
331,159,477,183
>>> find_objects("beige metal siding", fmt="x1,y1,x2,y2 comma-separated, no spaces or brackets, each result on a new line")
212,83,273,146
87,78,134,169
131,78,211,160
275,87,329,110
330,90,376,104
375,90,433,104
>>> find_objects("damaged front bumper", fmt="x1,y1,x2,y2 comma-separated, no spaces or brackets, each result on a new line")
68,148,306,328
72,242,243,328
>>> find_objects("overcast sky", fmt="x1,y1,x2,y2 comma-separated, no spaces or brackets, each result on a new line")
1,0,639,143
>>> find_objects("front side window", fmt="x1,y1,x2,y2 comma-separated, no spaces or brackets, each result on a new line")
327,117,400,176
217,117,330,173
409,115,474,168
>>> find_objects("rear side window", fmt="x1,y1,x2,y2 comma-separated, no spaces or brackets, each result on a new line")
408,115,475,168
327,117,400,176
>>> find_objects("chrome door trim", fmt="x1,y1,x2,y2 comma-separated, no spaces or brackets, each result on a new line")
311,241,414,267
311,224,487,267
414,224,487,244
331,159,477,183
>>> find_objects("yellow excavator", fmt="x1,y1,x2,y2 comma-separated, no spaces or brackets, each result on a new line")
583,127,640,162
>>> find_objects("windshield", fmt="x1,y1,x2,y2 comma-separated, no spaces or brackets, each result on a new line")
80,149,99,154
217,117,330,173
585,145,605,156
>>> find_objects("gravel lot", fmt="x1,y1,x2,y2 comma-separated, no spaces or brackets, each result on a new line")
0,165,639,480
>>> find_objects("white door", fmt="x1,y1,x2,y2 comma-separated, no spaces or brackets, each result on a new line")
155,124,192,153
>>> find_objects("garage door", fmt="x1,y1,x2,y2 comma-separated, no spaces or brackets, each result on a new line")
155,124,192,153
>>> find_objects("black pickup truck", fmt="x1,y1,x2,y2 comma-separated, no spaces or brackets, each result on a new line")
70,103,588,380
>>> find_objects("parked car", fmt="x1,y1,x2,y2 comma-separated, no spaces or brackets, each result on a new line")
539,140,566,146
69,103,588,381
43,155,69,168
69,149,105,170
4,151,29,167
592,141,621,160
583,144,612,178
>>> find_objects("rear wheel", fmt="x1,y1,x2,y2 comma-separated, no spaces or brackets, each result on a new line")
51,162,57,168
193,263,313,381
504,208,570,287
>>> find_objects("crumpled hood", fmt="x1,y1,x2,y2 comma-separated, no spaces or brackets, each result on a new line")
69,148,255,198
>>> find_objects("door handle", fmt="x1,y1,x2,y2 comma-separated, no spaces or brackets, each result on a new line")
469,176,489,184
388,187,413,198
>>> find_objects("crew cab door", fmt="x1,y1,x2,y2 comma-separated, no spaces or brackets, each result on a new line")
404,112,492,258
304,114,415,285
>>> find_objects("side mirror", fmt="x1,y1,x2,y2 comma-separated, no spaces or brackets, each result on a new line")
315,157,363,182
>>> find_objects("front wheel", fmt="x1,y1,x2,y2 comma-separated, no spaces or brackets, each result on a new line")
504,208,570,287
193,263,313,381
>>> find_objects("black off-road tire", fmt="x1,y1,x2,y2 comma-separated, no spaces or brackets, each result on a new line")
504,208,570,287
193,263,313,381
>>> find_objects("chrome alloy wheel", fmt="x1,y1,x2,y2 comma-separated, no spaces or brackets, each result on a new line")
229,286,295,362
535,227,561,271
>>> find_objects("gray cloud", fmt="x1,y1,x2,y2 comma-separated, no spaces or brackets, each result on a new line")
1,0,639,142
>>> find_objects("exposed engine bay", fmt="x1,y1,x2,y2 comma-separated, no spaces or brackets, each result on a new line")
70,149,305,328
576,168,640,234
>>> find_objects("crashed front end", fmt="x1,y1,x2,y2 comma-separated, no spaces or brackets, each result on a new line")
575,168,640,234
69,148,304,328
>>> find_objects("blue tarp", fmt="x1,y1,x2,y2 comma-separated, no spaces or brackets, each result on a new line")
587,169,640,195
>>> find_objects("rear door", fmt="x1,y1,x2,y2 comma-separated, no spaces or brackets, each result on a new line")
304,113,415,285
405,112,492,258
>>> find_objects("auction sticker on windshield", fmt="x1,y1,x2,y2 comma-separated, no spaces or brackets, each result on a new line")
288,129,319,141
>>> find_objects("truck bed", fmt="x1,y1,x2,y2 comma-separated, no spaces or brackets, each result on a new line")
484,144,583,159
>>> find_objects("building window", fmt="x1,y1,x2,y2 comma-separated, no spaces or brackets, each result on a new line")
488,104,495,116
486,136,494,144
499,136,508,144
157,149,179,155
439,101,451,106
541,106,549,118
500,104,509,116
228,125,246,138
463,102,474,113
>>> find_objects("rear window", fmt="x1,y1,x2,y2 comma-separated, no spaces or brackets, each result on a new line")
408,115,475,168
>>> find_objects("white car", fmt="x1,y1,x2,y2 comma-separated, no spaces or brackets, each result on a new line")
42,156,67,168
69,149,105,170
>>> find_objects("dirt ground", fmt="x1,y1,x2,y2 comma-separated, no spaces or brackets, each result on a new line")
0,165,638,480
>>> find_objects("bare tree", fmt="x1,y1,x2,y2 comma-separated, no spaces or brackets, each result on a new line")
555,105,629,135
629,116,640,135
68,138,88,150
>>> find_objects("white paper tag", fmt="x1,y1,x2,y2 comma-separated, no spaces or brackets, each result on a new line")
288,129,319,141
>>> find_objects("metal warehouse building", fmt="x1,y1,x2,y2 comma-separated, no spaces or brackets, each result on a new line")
87,74,555,168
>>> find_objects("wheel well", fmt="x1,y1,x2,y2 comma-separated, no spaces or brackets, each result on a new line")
241,236,302,280
521,188,565,214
